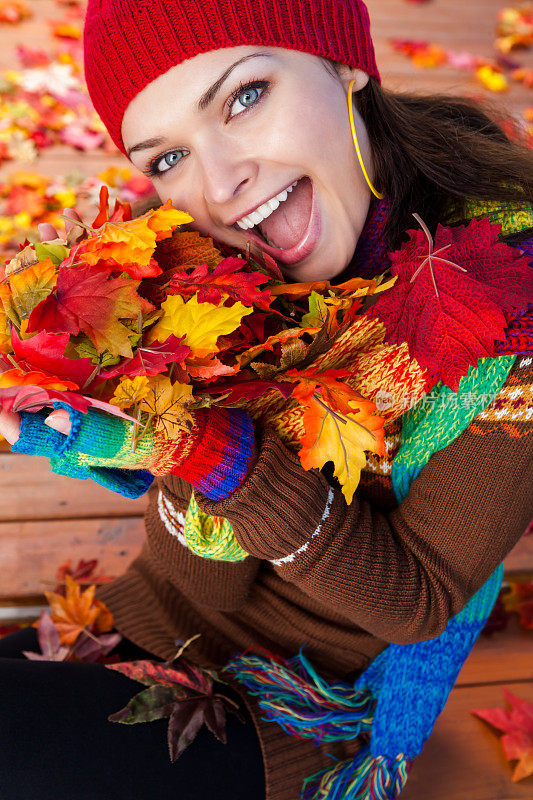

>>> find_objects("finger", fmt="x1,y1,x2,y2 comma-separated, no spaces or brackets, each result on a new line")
63,207,82,234
38,222,59,242
44,409,71,437
63,208,86,245
0,406,21,445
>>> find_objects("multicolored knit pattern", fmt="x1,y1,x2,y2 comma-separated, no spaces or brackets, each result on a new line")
171,407,256,501
13,404,255,502
158,487,249,561
12,404,155,499
391,354,516,502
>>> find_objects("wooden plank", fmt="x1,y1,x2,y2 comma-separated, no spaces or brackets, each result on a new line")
0,453,148,520
367,0,533,119
504,535,533,577
403,681,533,799
457,617,533,686
0,516,145,597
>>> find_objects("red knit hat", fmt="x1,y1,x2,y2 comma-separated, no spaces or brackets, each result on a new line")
83,0,380,153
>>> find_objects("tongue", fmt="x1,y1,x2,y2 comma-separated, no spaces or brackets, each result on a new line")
258,177,312,250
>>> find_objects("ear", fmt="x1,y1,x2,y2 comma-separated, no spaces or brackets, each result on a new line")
336,65,370,94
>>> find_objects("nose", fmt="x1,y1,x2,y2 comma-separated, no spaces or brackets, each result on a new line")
198,137,255,208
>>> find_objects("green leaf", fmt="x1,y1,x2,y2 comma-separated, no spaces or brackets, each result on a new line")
302,291,329,328
108,684,185,724
34,242,69,267
74,338,121,368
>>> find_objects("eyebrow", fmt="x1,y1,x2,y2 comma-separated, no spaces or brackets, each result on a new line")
127,52,272,158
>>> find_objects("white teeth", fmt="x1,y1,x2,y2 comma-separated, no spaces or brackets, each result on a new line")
249,210,263,225
235,179,300,229
257,201,272,217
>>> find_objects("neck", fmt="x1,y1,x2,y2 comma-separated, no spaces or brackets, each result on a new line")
332,195,392,284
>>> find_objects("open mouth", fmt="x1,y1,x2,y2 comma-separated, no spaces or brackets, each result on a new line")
233,176,321,266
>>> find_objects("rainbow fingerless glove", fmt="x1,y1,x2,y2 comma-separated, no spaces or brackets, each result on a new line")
12,404,256,500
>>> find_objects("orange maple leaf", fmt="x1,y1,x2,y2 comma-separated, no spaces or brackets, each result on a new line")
297,391,385,504
287,367,364,416
79,199,191,271
44,574,114,646
154,229,223,273
270,276,376,300
0,367,78,391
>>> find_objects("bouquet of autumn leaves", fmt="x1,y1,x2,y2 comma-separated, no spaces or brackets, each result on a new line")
1,187,532,503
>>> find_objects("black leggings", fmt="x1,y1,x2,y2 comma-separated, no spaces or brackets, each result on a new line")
0,627,265,800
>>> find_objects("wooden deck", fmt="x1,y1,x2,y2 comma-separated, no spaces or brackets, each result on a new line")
0,1,532,797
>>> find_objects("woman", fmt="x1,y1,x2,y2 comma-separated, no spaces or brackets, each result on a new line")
0,0,532,798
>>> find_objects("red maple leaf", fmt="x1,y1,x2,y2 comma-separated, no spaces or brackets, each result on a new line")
106,656,242,762
54,559,115,593
99,335,190,379
10,329,95,388
202,377,294,403
471,688,533,782
370,216,533,391
27,264,149,358
168,256,272,310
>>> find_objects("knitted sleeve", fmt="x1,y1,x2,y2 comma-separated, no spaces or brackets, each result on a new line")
12,404,257,501
192,355,533,645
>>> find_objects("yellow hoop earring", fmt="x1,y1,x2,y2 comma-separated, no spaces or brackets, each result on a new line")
348,78,384,200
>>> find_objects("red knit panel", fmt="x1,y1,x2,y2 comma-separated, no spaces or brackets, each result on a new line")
171,407,232,485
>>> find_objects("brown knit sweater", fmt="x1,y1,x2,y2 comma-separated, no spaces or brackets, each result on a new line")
96,351,533,800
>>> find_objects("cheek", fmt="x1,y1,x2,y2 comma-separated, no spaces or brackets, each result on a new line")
157,182,209,228
272,90,353,175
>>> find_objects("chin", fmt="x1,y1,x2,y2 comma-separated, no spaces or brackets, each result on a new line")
281,253,351,283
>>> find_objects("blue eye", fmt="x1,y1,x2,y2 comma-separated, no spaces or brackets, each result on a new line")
232,86,260,114
154,150,184,174
228,80,268,118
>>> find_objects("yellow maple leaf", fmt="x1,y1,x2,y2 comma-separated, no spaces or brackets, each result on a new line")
110,375,151,410
8,257,57,323
145,200,193,240
0,284,12,351
147,294,253,359
138,376,194,438
299,395,385,504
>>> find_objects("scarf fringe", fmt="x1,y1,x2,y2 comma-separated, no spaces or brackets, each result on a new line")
225,650,376,743
301,748,411,800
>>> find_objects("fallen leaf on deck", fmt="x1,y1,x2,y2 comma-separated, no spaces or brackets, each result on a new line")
471,689,533,781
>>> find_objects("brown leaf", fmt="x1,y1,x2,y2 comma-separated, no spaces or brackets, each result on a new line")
168,699,206,761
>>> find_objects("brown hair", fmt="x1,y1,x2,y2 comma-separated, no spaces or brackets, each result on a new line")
354,77,533,249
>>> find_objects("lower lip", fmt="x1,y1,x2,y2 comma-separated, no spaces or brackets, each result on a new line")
238,178,321,266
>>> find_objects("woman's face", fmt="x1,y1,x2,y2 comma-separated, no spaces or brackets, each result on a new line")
122,45,373,282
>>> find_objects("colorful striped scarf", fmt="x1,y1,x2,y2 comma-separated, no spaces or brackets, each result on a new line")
224,198,533,799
